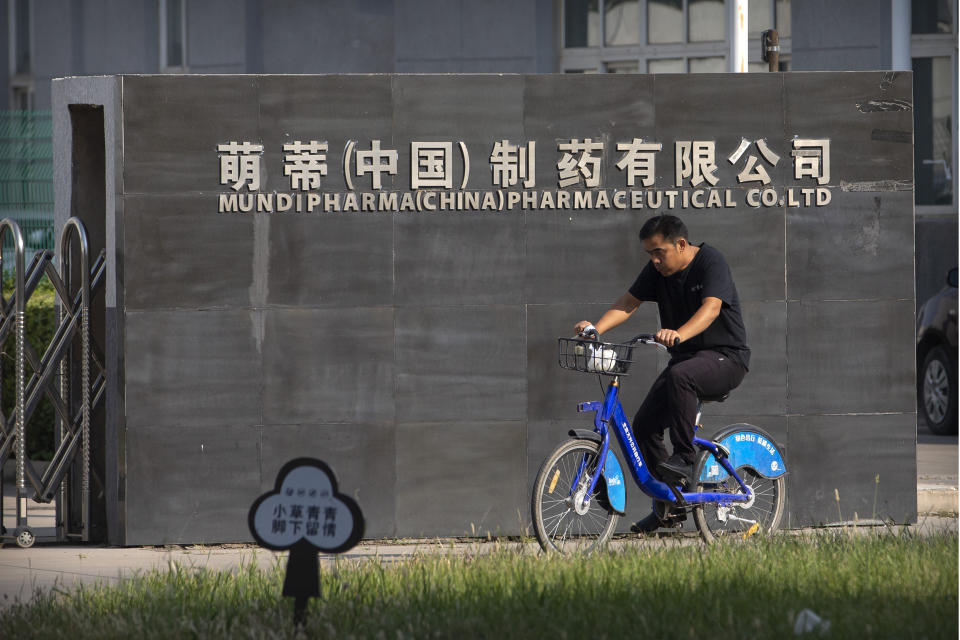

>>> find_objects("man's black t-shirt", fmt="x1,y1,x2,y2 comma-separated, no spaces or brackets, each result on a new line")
628,243,750,369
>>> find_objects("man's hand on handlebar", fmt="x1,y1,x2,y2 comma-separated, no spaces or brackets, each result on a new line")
574,321,679,347
574,320,598,338
655,328,681,347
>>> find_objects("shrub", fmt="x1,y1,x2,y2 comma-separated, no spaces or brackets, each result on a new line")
1,274,57,460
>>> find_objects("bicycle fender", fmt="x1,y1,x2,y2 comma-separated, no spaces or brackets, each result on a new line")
698,425,786,483
602,450,627,515
566,430,626,515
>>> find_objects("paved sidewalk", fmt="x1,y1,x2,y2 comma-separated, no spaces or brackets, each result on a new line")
0,421,956,611
0,539,452,609
917,420,959,514
1,517,956,612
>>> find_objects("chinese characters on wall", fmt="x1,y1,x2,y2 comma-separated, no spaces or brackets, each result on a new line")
217,137,832,214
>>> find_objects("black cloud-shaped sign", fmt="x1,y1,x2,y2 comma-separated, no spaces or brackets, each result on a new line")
248,458,364,553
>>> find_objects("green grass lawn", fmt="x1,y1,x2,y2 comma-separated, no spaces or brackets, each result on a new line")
2,531,956,639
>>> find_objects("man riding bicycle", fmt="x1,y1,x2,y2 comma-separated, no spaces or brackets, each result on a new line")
574,214,750,533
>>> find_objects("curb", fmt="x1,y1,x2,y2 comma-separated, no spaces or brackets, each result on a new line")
918,484,959,515
5,466,959,516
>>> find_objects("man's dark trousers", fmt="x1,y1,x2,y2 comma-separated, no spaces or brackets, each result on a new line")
633,350,747,477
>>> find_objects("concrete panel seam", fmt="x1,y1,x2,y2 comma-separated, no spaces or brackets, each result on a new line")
785,298,914,303
783,412,916,417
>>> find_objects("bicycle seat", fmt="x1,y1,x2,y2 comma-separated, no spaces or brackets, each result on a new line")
698,393,729,403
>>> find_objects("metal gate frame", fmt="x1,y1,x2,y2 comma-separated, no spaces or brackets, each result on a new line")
0,216,105,547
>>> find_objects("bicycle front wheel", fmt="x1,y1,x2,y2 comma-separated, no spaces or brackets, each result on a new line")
692,426,785,544
531,438,619,554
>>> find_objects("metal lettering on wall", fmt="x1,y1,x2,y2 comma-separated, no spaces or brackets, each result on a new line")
216,136,832,214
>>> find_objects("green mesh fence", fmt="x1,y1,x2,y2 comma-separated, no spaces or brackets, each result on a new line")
0,110,54,269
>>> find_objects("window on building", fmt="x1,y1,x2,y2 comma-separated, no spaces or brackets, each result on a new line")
605,60,640,73
648,0,683,43
12,0,31,75
606,0,640,45
776,0,790,37
913,56,953,206
689,56,725,72
559,0,791,74
647,58,684,73
748,0,771,36
11,86,33,110
912,0,953,34
688,0,725,42
159,0,188,72
565,0,601,47
9,0,33,109
748,0,790,37
912,0,956,210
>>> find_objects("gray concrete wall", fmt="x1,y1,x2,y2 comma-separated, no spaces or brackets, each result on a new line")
393,0,555,72
258,0,395,73
23,0,157,108
791,0,893,71
187,0,246,73
52,75,124,543
53,72,916,545
23,0,556,109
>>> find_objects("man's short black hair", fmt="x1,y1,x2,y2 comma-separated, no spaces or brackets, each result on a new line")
639,214,688,243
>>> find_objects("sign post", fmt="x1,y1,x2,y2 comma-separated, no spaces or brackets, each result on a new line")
248,458,364,626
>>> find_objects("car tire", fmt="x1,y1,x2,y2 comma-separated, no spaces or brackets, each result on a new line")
920,345,957,435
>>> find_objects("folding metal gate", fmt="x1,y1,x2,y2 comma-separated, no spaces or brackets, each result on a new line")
0,217,105,547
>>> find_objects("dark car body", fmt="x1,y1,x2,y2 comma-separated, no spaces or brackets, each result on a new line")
917,268,958,435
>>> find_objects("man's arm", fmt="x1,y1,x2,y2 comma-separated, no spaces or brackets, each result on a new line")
655,296,722,346
574,292,643,336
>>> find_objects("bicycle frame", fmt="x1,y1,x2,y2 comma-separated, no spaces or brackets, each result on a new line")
575,377,753,508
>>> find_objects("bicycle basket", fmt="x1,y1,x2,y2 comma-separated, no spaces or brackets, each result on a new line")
558,337,636,376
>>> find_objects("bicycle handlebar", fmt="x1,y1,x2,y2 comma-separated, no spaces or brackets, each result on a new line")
577,326,678,350
625,333,673,350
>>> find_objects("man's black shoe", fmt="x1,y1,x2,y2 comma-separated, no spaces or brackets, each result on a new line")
658,455,694,485
629,504,686,534
630,511,665,534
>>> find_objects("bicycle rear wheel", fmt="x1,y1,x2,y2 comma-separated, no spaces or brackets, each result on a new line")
692,426,786,544
531,439,619,554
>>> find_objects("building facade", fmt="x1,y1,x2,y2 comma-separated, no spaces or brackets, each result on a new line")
2,0,956,294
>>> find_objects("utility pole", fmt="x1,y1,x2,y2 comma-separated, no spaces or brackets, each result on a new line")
762,29,780,72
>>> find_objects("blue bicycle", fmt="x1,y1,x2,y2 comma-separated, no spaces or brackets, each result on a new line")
531,332,787,552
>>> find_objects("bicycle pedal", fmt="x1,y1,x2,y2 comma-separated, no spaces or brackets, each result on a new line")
662,513,687,528
668,484,687,505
